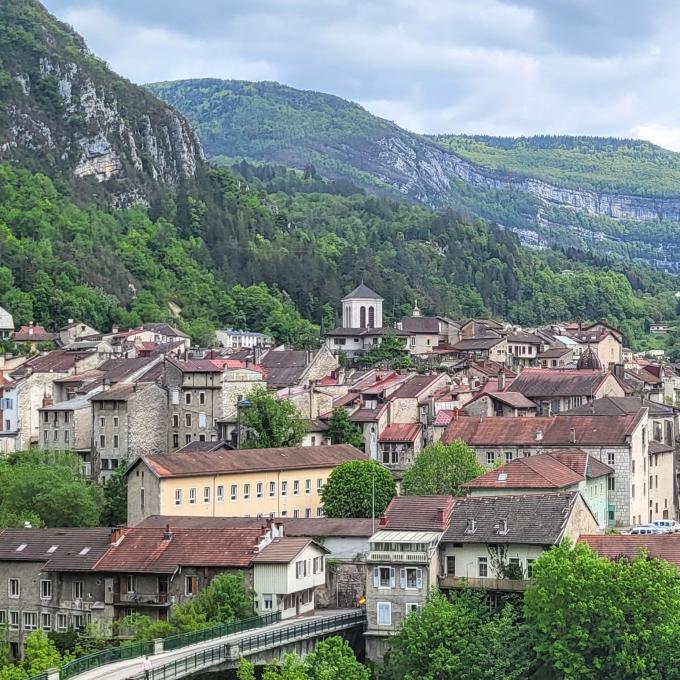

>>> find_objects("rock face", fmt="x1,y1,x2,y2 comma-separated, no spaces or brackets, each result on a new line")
0,1,204,204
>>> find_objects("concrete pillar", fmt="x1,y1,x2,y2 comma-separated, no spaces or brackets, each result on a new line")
47,668,60,680
153,638,164,655
224,644,241,661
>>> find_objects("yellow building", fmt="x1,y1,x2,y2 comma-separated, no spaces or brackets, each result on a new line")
126,444,366,525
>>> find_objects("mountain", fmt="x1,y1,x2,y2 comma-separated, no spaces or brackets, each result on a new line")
0,0,203,206
147,79,680,271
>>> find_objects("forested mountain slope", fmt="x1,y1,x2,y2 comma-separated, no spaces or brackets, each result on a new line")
147,79,680,272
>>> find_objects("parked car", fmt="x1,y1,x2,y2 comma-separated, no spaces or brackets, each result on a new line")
628,525,664,535
652,519,680,533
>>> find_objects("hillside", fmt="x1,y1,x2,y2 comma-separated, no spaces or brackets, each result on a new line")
147,79,680,271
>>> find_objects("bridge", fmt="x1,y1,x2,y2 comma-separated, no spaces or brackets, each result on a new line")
38,610,365,680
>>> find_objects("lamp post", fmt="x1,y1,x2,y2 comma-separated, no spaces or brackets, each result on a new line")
235,399,252,449
369,466,377,534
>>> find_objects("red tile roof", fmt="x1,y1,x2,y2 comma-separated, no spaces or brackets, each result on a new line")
11,325,55,342
252,537,327,563
378,423,422,443
389,374,444,401
379,495,453,531
579,534,680,566
443,413,643,447
433,410,456,427
94,527,263,572
136,444,366,478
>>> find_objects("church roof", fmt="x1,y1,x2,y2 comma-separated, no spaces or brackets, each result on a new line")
341,284,383,301
576,346,602,370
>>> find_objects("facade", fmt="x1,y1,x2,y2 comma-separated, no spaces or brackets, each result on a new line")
506,333,544,367
0,306,13,338
453,337,508,363
252,538,328,619
0,372,19,454
464,391,538,417
215,329,273,349
341,283,383,329
39,397,92,467
126,444,367,525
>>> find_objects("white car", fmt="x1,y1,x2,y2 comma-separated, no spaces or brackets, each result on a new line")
628,525,664,535
651,519,680,533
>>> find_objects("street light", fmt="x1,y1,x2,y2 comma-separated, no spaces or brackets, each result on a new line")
236,399,252,449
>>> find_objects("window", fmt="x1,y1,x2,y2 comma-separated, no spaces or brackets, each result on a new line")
43,412,49,423
99,434,106,448
41,612,51,632
256,482,263,498
113,435,119,449
478,557,488,577
296,560,307,579
43,430,48,443
54,429,59,442
9,611,18,631
0,612,5,626
203,486,210,504
185,575,198,597
632,460,635,474
632,484,635,499
113,416,119,427
317,508,324,517
172,434,179,448
64,430,69,444
73,614,85,630
405,603,421,615
313,556,323,573
140,488,145,510
185,393,192,405
217,485,224,502
199,392,206,406
8,579,19,598
230,484,237,501
305,508,312,518
56,614,67,632
262,594,273,610
446,555,456,575
401,567,423,590
607,452,615,466
73,581,84,600
527,558,536,578
126,575,136,593
317,478,323,493
269,481,276,497
293,480,300,496
293,509,300,518
375,566,395,588
40,580,52,600
185,413,192,427
608,477,615,491
173,414,179,428
99,416,105,428
377,602,391,626
305,479,311,495
504,451,513,462
243,483,251,500
175,489,182,505
281,481,288,497
185,434,192,444
486,451,495,465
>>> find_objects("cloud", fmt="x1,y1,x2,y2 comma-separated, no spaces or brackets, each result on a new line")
42,0,680,149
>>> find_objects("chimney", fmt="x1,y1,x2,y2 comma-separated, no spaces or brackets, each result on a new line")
497,367,505,392
42,396,53,408
378,514,387,528
254,346,262,366
110,527,124,544
569,428,576,444
112,327,119,334
276,521,284,537
67,318,74,325
437,508,445,524
163,523,173,541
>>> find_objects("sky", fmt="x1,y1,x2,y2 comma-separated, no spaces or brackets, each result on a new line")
41,0,680,150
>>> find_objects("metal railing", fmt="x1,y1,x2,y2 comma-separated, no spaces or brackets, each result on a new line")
163,612,280,651
130,645,226,680
60,640,154,679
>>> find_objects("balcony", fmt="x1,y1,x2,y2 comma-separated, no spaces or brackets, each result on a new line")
367,551,429,563
438,575,528,592
113,592,170,607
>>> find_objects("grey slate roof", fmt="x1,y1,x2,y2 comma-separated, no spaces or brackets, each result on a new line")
400,317,440,334
341,284,383,301
442,492,580,545
561,396,677,417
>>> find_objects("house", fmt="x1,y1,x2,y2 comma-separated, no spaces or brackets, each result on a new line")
365,495,453,661
508,364,627,414
125,444,367,525
464,391,538,418
442,412,650,526
505,332,544,367
378,423,423,476
625,364,664,403
252,537,328,619
452,337,508,363
537,346,574,368
39,397,92,468
0,305,13,338
465,450,613,527
215,328,273,349
438,493,599,593
260,347,339,389
57,320,100,348
564,323,623,364
0,371,18,454
10,323,56,351
459,319,505,339
650,323,673,335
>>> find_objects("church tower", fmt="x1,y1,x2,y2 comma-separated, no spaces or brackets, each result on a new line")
341,283,383,329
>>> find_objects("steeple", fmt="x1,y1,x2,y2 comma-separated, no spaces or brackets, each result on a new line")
412,300,421,317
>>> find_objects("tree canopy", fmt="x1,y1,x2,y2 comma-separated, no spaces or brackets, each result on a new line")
325,407,365,449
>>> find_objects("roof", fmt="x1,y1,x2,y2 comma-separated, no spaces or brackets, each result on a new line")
453,337,505,351
325,326,409,337
166,356,223,374
96,357,160,382
136,516,375,537
538,347,572,359
509,368,611,398
579,534,680,566
90,384,142,402
379,495,453,531
341,284,383,301
506,332,543,344
400,317,440,334
306,418,329,433
378,423,422,443
626,367,663,384
487,392,538,409
350,406,388,422
41,396,91,412
0,528,111,571
174,440,234,453
134,444,366,478
442,413,643,447
220,329,270,338
370,530,442,543
10,349,85,377
433,410,456,427
466,450,611,490
562,396,676,417
442,493,581,545
94,527,262,572
649,440,674,454
260,349,314,387
141,323,190,339
252,537,328,563
389,374,443,400
11,324,55,342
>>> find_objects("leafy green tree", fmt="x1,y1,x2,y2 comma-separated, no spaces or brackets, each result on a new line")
402,441,485,497
22,631,62,676
524,541,680,680
240,387,308,449
321,460,395,518
326,408,364,449
191,572,254,623
380,591,530,680
99,467,127,526
0,450,102,528
360,333,412,368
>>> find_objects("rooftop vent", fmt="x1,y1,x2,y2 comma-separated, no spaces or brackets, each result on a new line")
535,429,543,441
47,545,58,553
79,547,91,556
464,518,477,535
15,544,27,552
498,472,508,481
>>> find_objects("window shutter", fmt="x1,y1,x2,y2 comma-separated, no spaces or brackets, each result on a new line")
416,568,423,589
191,577,198,596
399,569,406,589
373,568,379,588
389,567,396,588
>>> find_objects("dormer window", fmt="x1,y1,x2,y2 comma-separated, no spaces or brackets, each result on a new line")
496,519,508,535
465,518,476,534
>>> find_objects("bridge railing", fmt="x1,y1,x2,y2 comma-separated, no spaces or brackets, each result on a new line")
60,640,154,680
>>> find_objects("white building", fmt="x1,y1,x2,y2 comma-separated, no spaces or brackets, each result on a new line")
0,306,13,338
215,329,273,349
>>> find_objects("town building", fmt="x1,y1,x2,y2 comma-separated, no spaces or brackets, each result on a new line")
0,306,13,339
125,444,367,525
452,336,508,363
505,332,544,367
215,328,273,349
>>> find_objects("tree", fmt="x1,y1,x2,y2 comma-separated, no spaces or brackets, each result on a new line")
191,572,254,623
321,460,395,518
240,387,308,449
22,631,63,676
402,441,485,497
360,333,412,368
380,591,531,680
99,467,127,526
326,408,364,449
524,542,680,680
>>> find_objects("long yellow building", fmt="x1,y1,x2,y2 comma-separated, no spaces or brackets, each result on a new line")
126,444,366,525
